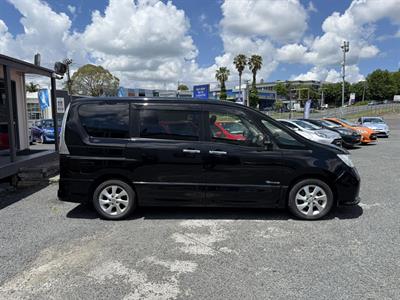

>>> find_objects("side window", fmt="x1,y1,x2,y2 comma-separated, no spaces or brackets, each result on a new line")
79,102,129,138
140,109,201,141
261,119,305,149
208,111,263,147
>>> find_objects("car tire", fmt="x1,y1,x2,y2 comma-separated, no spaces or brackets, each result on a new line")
93,180,136,220
288,179,333,220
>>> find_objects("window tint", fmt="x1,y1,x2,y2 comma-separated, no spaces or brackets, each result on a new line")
79,102,129,138
208,111,263,147
261,119,305,149
140,109,201,141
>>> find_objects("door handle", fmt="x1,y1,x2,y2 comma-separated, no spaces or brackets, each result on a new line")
182,149,201,154
209,150,227,155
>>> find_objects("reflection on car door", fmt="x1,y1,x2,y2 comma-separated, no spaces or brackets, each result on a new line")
126,104,206,206
203,106,283,207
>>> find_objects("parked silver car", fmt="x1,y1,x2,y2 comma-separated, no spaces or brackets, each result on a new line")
357,117,390,137
278,119,343,147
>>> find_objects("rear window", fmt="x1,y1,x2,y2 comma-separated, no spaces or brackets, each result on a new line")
79,102,130,138
140,109,201,141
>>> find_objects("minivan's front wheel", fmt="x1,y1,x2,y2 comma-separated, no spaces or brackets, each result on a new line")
93,180,136,220
288,179,333,220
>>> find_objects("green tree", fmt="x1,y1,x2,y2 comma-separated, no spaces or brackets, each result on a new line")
233,54,247,101
390,69,400,96
322,83,342,106
215,67,230,100
350,81,369,102
275,82,288,99
26,82,39,93
177,84,189,91
71,64,120,96
366,69,396,101
273,99,284,111
248,55,263,107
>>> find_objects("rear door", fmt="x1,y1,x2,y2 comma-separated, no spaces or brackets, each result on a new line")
202,105,283,207
125,103,206,206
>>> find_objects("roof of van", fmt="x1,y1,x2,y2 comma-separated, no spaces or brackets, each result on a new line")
72,97,248,108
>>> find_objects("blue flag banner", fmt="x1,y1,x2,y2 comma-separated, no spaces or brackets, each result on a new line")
117,87,126,97
38,89,50,111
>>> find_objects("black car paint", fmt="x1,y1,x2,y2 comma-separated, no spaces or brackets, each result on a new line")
58,98,360,209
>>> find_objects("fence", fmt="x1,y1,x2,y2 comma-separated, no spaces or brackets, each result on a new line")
264,103,400,120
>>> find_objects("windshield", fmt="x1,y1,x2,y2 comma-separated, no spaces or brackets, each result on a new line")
320,120,340,128
292,120,321,130
339,119,357,127
261,119,305,149
363,118,383,124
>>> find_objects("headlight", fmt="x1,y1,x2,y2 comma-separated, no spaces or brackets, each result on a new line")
315,132,328,138
337,129,349,135
337,154,354,168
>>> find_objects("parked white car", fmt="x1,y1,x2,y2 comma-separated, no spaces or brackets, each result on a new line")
278,119,343,147
357,117,390,137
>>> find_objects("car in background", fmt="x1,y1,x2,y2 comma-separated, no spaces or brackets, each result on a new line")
0,123,9,150
278,119,343,147
357,117,390,137
324,118,377,144
31,119,60,143
301,118,361,148
213,121,246,141
368,100,380,106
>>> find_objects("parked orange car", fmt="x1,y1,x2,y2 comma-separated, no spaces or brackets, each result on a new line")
323,118,377,144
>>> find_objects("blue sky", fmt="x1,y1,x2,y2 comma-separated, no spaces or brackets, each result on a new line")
1,0,399,88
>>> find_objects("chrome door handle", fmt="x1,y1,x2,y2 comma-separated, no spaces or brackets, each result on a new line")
182,149,201,154
209,150,227,155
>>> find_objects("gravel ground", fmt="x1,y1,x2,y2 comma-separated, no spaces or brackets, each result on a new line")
0,115,399,300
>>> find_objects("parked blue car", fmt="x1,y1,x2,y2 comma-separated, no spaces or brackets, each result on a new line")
31,119,61,143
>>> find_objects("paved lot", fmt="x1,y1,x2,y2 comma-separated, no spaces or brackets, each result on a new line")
0,115,399,300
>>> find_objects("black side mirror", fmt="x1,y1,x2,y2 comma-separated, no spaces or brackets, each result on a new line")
258,135,273,151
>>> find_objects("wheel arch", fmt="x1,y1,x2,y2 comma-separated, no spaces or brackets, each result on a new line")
285,172,338,207
89,173,137,203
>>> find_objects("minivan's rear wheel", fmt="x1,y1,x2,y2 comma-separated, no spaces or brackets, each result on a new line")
288,179,333,220
93,180,136,220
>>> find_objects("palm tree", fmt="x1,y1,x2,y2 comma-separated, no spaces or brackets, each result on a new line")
26,82,39,93
233,54,247,103
248,55,263,87
248,55,263,107
215,67,230,100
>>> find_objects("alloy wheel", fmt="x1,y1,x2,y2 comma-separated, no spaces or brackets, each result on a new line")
295,184,328,217
98,185,130,216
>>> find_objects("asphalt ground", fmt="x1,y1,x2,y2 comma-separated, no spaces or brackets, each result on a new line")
0,115,399,300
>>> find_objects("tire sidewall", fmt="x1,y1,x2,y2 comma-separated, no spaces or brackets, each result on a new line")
288,179,333,220
93,180,136,220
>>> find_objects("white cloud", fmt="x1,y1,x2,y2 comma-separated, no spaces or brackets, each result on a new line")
307,1,317,13
292,65,364,83
67,5,76,15
276,44,308,63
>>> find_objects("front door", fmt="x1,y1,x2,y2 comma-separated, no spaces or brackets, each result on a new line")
203,107,283,207
126,104,206,206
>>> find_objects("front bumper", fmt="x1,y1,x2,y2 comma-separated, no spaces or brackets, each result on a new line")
335,167,361,206
342,134,361,145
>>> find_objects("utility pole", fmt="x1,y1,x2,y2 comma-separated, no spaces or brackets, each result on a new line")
62,58,73,95
245,80,250,106
341,41,349,107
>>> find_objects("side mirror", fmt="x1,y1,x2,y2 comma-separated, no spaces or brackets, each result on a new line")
261,136,273,151
293,127,300,131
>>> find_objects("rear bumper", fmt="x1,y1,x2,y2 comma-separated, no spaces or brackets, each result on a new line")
335,167,361,206
58,178,93,203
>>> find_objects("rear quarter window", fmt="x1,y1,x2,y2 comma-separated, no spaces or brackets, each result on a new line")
78,102,130,138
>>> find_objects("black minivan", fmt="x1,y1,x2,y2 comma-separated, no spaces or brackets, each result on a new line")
58,98,360,220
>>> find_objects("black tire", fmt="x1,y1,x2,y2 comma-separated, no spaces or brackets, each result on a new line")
93,180,136,220
288,179,333,220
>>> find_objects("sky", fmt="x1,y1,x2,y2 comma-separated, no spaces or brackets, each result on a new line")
0,0,400,90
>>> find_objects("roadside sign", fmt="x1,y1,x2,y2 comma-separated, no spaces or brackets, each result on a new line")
193,84,209,99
